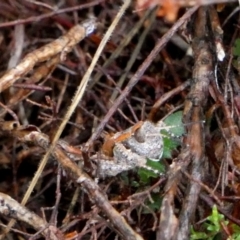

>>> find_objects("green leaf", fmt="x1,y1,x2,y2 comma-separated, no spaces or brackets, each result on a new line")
146,158,165,173
161,133,179,158
206,223,219,233
138,159,165,183
190,226,208,240
138,168,158,183
233,39,240,57
232,232,240,240
207,205,225,230
161,111,184,158
231,224,240,235
162,111,185,137
142,193,162,214
131,180,140,188
191,205,231,240
138,168,156,183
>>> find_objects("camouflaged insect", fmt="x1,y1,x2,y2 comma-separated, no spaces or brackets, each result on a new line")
91,120,164,178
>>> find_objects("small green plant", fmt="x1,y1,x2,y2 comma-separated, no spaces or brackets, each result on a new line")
190,205,229,240
230,224,240,240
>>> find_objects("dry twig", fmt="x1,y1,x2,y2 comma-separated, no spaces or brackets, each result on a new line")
0,192,64,240
1,18,97,239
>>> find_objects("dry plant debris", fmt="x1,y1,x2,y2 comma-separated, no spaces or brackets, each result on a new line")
0,1,240,240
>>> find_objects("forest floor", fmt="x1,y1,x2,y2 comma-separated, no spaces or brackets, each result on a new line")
0,1,240,240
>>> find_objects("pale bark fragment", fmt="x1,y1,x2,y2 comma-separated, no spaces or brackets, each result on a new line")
0,193,64,239
0,18,96,93
7,24,25,70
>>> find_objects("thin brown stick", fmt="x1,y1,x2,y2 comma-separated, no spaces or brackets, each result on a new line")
7,125,143,240
0,19,96,93
0,0,104,28
157,6,215,240
1,18,97,239
85,6,199,150
0,192,64,239
148,80,190,120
